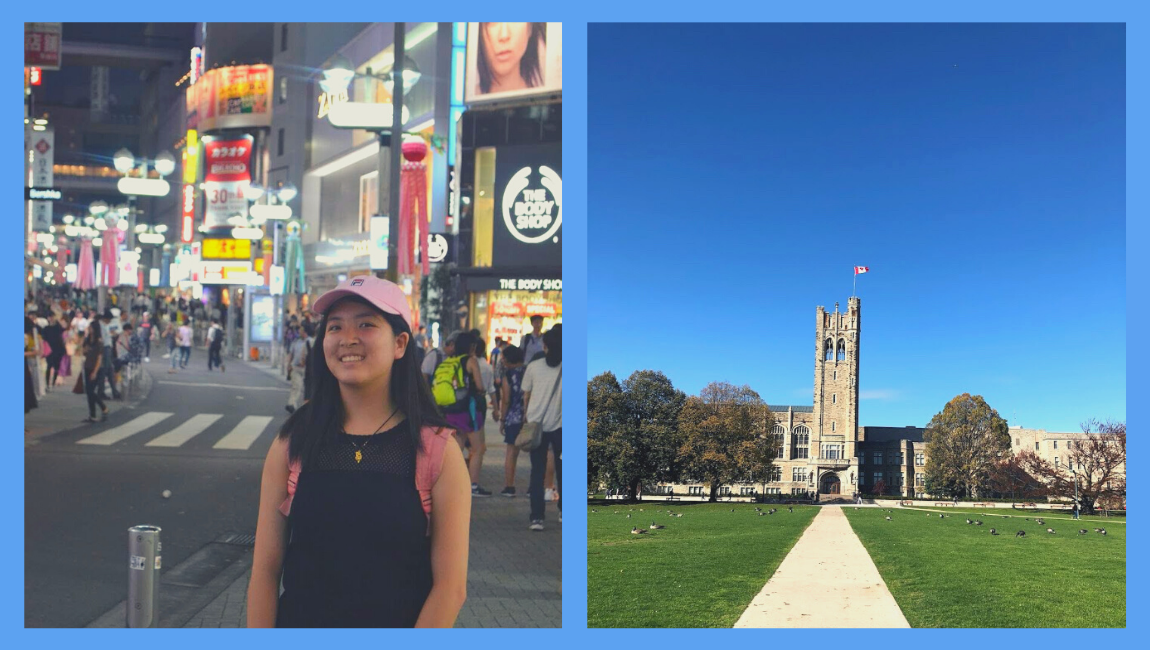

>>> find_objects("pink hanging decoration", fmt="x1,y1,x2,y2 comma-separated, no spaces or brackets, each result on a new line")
100,226,120,287
75,239,96,290
55,246,68,284
400,139,429,277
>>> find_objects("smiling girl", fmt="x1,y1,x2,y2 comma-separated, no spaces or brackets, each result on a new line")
248,276,471,628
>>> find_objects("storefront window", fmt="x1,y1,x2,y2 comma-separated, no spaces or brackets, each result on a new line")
472,289,561,348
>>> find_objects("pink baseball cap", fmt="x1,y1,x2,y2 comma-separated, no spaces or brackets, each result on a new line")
313,275,413,330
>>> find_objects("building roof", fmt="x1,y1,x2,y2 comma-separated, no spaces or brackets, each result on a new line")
768,405,814,413
862,426,926,443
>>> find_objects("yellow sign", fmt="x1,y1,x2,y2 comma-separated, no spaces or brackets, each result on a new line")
183,130,199,184
202,238,251,260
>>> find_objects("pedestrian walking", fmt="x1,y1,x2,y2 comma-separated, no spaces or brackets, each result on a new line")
138,313,153,362
98,311,120,400
207,320,224,371
39,314,68,391
522,325,562,531
284,323,313,414
80,321,108,423
248,276,470,628
431,331,491,497
519,315,546,363
177,321,192,368
164,320,179,374
497,344,526,497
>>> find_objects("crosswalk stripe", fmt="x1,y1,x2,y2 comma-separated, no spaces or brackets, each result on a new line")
145,414,224,448
213,416,275,450
156,381,287,391
76,412,175,446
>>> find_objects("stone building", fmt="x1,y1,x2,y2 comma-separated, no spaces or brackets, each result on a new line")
652,297,1122,501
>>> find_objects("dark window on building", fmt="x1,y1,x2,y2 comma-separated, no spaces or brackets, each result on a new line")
277,128,285,157
281,24,288,51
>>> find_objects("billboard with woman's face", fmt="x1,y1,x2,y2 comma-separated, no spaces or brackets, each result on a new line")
465,23,562,104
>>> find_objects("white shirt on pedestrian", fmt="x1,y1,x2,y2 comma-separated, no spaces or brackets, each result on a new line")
477,357,494,395
522,359,561,432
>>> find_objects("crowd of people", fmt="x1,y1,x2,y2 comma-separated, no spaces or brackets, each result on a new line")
23,290,239,424
281,308,564,532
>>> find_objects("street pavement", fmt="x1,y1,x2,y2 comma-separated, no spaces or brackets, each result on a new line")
25,349,561,628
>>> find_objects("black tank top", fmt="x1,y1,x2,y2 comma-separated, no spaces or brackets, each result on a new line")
276,421,433,627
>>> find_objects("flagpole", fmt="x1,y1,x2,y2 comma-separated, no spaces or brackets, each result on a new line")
853,271,856,298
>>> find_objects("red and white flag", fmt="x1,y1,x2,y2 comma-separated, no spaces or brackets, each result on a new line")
854,266,869,275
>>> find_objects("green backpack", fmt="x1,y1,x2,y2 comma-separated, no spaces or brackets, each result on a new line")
432,354,471,413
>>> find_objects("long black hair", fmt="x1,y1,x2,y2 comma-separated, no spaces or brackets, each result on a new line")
278,296,448,467
477,22,547,94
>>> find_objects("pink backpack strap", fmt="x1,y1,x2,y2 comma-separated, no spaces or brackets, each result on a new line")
279,442,302,517
415,425,452,535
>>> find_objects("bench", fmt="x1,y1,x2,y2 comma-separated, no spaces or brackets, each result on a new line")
933,502,956,507
664,496,680,501
972,502,994,508
1012,502,1038,509
899,500,914,506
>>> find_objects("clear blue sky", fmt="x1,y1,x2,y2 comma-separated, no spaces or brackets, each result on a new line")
587,23,1125,433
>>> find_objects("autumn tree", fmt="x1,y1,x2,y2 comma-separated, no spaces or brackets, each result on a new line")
923,393,1010,498
676,382,776,502
985,456,1047,501
587,370,686,501
1018,419,1126,514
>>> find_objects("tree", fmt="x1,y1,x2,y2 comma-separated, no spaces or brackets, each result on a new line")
587,370,686,501
676,382,776,502
873,478,886,497
985,456,1047,501
923,393,1010,498
587,372,626,494
1017,419,1125,514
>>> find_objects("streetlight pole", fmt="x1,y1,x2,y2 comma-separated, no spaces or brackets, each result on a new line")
386,23,406,284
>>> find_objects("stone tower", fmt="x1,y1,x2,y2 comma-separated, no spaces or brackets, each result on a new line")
810,297,861,495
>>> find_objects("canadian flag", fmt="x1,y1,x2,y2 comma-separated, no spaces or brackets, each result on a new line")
854,266,869,275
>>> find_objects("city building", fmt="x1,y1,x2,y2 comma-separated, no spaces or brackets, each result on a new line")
456,23,563,348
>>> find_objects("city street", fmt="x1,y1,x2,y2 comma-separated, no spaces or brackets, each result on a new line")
25,356,561,628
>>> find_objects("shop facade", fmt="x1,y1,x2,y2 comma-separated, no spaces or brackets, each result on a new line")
455,22,563,347
299,22,455,327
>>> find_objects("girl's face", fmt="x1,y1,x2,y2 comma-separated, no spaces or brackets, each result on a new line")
322,299,409,389
483,23,531,80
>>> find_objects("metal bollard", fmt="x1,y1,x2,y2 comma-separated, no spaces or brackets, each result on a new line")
127,525,162,627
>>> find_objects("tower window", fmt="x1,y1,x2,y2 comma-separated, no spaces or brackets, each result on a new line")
837,339,846,361
824,339,833,361
792,426,810,460
834,371,837,381
832,394,836,404
771,425,786,459
831,422,836,432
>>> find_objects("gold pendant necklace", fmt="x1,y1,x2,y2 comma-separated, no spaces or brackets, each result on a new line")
346,407,400,464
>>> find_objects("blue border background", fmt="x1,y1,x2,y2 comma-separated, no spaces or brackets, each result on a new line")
9,0,1142,641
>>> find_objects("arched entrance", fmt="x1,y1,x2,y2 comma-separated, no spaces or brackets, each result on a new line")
820,473,841,495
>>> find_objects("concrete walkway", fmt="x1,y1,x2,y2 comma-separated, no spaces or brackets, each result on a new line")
734,506,909,628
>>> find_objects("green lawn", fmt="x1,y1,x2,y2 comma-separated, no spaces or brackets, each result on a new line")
587,502,818,628
906,505,1125,523
844,507,1125,627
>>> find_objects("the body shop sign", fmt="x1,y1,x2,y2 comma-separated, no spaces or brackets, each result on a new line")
203,137,252,230
493,143,561,268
